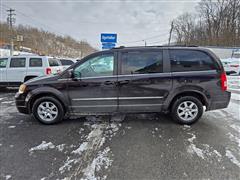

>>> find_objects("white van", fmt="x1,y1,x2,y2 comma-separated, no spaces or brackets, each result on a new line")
0,55,63,87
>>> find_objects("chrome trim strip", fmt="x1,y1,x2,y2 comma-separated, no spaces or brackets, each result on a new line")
58,70,216,81
73,97,117,101
72,96,163,101
120,96,163,100
70,104,162,108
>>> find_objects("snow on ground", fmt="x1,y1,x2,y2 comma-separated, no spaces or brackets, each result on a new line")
8,126,16,129
29,141,55,154
183,127,223,162
56,144,65,152
81,147,113,180
226,150,240,167
55,117,122,179
4,175,12,180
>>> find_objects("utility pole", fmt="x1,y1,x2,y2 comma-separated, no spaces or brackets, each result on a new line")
7,8,16,56
143,40,147,46
168,21,174,46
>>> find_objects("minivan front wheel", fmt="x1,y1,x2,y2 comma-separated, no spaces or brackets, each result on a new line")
171,96,203,125
32,96,64,124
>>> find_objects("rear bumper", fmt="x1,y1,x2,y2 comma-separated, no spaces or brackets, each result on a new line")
207,91,231,111
15,92,30,114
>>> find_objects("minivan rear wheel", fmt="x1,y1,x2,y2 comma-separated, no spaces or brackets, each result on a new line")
171,96,203,125
32,96,64,124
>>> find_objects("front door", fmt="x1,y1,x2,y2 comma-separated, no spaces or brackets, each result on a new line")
67,52,118,114
118,49,172,112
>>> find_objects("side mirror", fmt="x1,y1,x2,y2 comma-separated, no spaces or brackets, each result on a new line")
68,69,81,81
68,69,74,78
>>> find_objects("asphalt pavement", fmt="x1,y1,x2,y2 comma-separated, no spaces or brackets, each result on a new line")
0,88,240,180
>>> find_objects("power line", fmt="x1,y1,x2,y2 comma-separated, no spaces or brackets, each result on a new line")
119,32,169,45
147,39,168,45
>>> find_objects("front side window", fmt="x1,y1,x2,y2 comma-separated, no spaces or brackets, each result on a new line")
10,58,26,68
30,58,43,67
0,58,8,68
121,51,163,75
74,54,114,78
49,58,60,67
170,50,216,72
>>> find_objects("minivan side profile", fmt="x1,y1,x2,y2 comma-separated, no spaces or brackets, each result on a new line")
15,46,231,125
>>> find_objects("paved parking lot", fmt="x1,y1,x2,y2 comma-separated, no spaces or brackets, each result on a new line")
0,88,240,180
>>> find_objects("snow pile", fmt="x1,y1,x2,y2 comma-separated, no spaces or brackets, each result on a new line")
59,157,76,174
8,126,16,129
81,147,113,180
227,132,240,148
59,121,121,179
5,175,12,180
186,133,222,161
56,144,65,152
187,133,205,159
72,142,88,155
29,141,55,153
226,150,240,167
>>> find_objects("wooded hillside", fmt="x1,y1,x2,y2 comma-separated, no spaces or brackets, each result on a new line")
0,22,97,58
171,0,240,46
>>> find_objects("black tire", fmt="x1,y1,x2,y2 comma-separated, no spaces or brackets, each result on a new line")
32,96,64,124
171,96,203,125
0,87,7,91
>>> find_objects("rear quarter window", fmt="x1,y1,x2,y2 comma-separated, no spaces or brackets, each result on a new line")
48,58,60,67
60,59,74,66
170,50,217,72
29,58,43,67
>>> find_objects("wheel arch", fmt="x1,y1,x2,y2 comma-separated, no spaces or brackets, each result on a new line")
24,76,38,82
167,90,209,111
27,87,69,114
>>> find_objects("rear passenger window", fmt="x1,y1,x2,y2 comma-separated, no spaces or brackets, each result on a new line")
0,58,8,68
29,58,42,67
10,58,26,68
121,51,163,74
170,50,216,72
49,58,60,67
60,59,74,66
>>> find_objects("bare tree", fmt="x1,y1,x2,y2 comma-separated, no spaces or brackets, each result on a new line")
172,0,240,46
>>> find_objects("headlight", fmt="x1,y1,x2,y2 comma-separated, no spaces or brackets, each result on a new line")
18,84,27,94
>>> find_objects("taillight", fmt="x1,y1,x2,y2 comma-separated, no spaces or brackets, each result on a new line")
46,67,52,75
220,72,227,91
230,64,239,67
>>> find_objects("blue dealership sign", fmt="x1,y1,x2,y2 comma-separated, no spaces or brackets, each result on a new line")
101,33,117,43
102,42,116,50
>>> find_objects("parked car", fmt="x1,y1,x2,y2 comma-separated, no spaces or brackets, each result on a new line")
221,58,240,75
232,50,240,58
0,55,63,88
15,46,231,125
58,58,76,70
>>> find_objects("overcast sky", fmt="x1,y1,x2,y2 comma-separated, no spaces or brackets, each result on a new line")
1,0,199,49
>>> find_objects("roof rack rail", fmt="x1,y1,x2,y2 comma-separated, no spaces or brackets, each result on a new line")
112,44,198,49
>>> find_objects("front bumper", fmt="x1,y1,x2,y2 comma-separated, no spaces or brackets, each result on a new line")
15,92,29,114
